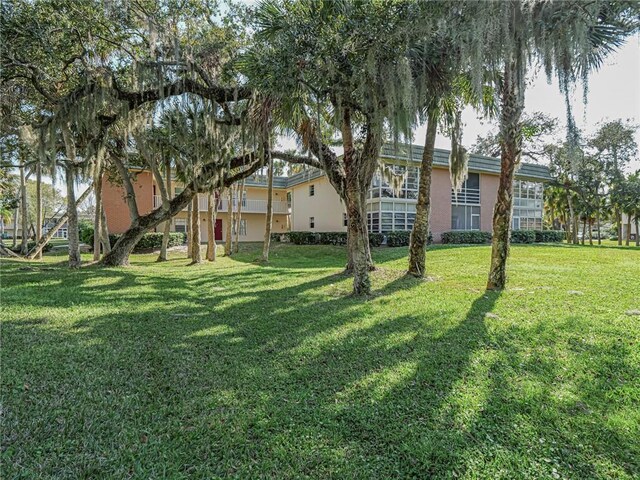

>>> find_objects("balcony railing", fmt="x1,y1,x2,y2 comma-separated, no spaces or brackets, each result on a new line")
451,187,480,205
153,195,288,214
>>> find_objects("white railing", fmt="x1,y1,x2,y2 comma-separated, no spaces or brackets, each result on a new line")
153,195,288,214
451,187,480,205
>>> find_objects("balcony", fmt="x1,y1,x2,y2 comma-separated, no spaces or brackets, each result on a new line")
153,195,289,214
451,187,480,205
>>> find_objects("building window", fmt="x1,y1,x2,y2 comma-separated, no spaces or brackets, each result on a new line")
451,173,480,204
451,205,480,230
513,180,544,230
309,184,315,196
232,219,247,236
343,213,348,227
309,216,315,229
174,218,187,233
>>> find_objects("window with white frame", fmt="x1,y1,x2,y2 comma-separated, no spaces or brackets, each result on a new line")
451,173,480,204
451,205,480,230
513,180,543,230
309,216,315,229
174,218,187,233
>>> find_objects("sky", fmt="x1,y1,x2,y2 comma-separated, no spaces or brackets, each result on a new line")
407,35,640,171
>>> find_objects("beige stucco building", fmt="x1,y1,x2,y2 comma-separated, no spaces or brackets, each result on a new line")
102,143,551,244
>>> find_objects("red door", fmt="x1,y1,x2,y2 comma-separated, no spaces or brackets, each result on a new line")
215,219,223,241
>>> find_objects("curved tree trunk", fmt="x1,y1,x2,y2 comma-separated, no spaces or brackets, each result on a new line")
408,116,437,277
487,59,523,291
27,186,93,259
262,151,274,262
35,163,42,260
190,195,202,264
206,189,218,261
225,187,233,256
65,165,81,268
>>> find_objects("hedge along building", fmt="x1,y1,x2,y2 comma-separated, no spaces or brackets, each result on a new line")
102,171,290,243
287,144,551,242
102,143,551,244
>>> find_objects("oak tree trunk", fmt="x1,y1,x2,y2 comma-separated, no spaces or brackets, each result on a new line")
408,116,437,277
101,206,111,254
27,186,93,259
346,188,371,295
66,165,81,268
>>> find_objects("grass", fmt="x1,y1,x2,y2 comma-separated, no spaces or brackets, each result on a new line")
2,242,639,479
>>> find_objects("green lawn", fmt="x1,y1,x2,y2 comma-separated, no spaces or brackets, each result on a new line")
2,243,639,479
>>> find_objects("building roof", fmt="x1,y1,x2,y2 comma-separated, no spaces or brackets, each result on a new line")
284,143,551,188
378,144,551,182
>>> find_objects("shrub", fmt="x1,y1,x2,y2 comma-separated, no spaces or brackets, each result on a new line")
78,220,94,244
510,230,535,244
386,231,411,247
441,231,492,244
534,230,564,243
287,231,386,247
270,232,290,243
103,232,185,252
368,232,384,247
289,231,319,245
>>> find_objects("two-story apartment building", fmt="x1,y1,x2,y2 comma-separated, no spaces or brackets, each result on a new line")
102,143,551,244
102,172,290,242
288,144,550,242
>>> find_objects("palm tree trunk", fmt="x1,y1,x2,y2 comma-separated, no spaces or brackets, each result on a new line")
582,217,586,245
93,166,104,261
588,219,593,245
206,189,218,261
408,115,436,277
635,216,639,247
625,215,631,246
186,200,192,258
262,151,274,262
101,206,111,253
234,180,244,253
487,59,523,290
65,165,81,268
225,187,233,255
616,209,622,246
190,195,202,264
596,210,601,245
158,159,172,262
19,164,28,255
11,206,18,248
567,191,576,244
35,162,42,259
